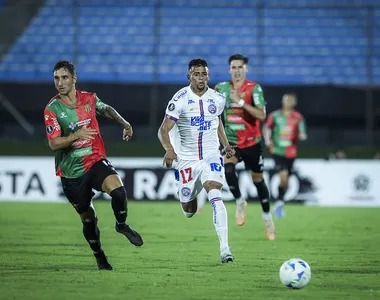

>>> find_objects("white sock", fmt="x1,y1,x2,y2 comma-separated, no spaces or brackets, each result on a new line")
262,212,273,221
208,189,229,252
236,196,246,205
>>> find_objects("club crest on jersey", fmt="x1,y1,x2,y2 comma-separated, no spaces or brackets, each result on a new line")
208,104,217,114
181,187,191,197
80,104,92,113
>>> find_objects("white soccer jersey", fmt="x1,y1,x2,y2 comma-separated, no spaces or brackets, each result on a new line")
165,86,226,161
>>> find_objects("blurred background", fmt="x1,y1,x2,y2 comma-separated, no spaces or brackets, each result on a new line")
0,0,379,159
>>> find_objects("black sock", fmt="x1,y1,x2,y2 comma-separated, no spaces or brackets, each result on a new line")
110,186,128,224
224,163,242,199
82,219,102,253
254,180,270,213
278,186,286,201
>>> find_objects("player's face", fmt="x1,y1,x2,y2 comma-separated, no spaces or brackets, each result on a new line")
229,60,248,81
188,65,209,91
282,94,297,110
54,68,76,96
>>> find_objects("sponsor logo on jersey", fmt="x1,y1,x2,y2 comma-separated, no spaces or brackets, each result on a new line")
226,115,243,123
45,115,49,121
188,99,195,104
208,104,217,114
207,99,215,104
77,119,91,127
181,187,191,197
173,90,187,102
80,104,92,113
60,112,67,118
191,116,211,131
168,103,175,111
46,125,54,134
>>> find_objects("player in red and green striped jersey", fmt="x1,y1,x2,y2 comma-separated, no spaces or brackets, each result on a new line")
215,54,275,241
44,61,143,270
263,93,307,218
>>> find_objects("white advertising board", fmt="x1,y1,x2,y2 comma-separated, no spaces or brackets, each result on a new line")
0,156,379,207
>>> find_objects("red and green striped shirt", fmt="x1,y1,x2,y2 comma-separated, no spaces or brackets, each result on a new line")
215,79,266,149
44,90,107,178
265,110,306,158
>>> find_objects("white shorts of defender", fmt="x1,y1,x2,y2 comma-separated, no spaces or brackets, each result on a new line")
175,153,225,203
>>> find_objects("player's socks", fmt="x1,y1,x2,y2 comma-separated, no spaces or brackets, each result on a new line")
262,212,276,240
82,218,102,253
254,180,270,213
208,189,230,255
110,186,128,224
94,251,113,270
224,163,242,199
278,186,286,202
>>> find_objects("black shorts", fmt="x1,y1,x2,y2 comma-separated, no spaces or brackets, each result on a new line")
234,143,264,173
61,159,118,214
273,155,295,174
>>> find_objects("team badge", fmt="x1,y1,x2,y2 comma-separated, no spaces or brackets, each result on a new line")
181,187,191,197
168,103,175,111
46,125,54,134
81,104,92,112
208,104,217,114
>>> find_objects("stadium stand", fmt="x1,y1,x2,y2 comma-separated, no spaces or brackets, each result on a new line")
0,0,378,84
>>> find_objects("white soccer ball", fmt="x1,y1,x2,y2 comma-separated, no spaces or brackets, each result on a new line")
279,258,311,289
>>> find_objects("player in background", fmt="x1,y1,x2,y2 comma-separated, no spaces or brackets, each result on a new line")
263,93,307,218
158,59,236,263
215,54,275,240
44,61,143,270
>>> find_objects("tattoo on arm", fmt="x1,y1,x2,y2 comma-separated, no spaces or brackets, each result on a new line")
99,105,130,128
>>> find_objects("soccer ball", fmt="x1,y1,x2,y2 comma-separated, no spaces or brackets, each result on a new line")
279,258,311,289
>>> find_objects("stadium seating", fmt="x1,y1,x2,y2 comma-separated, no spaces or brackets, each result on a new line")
0,0,378,84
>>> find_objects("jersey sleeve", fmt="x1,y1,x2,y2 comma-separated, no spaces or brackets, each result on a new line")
265,112,274,128
95,95,107,115
298,116,307,134
44,108,61,141
165,93,186,121
252,84,266,107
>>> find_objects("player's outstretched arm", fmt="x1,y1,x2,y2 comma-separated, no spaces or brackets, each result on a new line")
97,104,133,141
158,116,177,168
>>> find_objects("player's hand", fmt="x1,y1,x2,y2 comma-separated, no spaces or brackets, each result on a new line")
163,149,177,168
223,145,236,159
74,125,97,141
229,89,240,103
123,124,133,141
265,140,274,154
298,132,307,141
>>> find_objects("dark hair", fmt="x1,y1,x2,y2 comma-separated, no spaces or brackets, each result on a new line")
188,58,208,70
228,54,249,65
53,60,76,76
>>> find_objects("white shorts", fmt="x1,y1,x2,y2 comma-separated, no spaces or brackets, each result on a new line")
175,153,225,203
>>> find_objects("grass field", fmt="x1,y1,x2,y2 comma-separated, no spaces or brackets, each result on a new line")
0,201,379,300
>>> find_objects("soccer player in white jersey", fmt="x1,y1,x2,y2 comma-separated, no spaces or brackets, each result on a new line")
158,59,236,263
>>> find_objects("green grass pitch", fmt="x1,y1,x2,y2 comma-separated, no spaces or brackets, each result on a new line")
0,201,379,300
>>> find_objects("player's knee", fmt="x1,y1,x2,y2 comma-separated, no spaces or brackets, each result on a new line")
251,171,263,183
110,186,127,202
204,181,223,192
